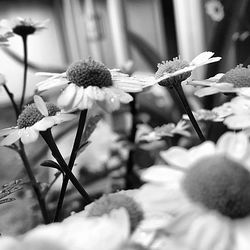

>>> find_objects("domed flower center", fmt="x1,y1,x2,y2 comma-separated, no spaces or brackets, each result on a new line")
17,103,60,129
13,25,36,36
66,58,113,88
219,65,250,88
155,57,191,87
182,155,250,219
87,193,143,232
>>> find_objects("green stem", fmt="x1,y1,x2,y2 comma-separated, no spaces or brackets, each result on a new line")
3,84,20,118
54,110,88,222
40,129,91,205
20,35,28,110
173,83,205,142
18,142,49,224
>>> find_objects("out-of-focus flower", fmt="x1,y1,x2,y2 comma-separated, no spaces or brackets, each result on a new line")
141,132,250,250
0,73,6,85
0,208,130,250
0,95,75,145
154,52,221,88
0,20,14,46
205,0,224,22
36,58,151,112
223,96,250,130
137,120,190,142
189,65,250,97
0,17,48,37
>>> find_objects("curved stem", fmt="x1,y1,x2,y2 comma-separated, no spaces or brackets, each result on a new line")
173,83,205,142
3,84,20,118
40,129,91,206
18,141,49,224
20,35,28,110
54,110,88,222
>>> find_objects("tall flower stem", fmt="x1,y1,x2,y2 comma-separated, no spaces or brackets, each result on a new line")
18,141,49,224
3,84,20,118
20,35,28,110
54,110,88,222
40,129,91,205
172,83,205,142
125,94,140,189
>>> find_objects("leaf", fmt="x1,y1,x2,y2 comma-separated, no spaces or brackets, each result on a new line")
0,179,23,203
40,160,63,173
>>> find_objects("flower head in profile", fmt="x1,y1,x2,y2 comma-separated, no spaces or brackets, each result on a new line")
141,132,250,250
36,58,150,112
0,95,75,145
205,0,224,22
0,17,48,37
154,52,221,88
190,65,250,97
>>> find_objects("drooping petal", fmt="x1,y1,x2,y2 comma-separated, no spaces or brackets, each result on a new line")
21,127,39,144
34,95,48,116
85,86,105,101
71,85,84,109
57,83,77,110
32,117,56,131
0,129,22,146
194,87,220,97
224,115,250,129
36,76,68,92
0,127,18,137
107,87,133,104
52,114,77,124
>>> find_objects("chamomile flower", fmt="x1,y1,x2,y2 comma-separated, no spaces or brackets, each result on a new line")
141,132,250,250
36,58,151,112
154,52,221,88
0,17,48,37
0,95,75,145
190,65,250,97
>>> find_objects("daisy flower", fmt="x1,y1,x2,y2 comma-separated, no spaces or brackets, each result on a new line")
189,65,250,97
205,0,224,22
0,17,48,37
36,58,151,112
0,95,75,145
141,132,250,250
154,51,221,88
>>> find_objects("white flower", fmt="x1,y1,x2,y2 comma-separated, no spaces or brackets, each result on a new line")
0,17,48,37
154,51,221,87
205,0,224,22
189,65,250,97
140,132,250,250
36,58,151,112
0,95,75,145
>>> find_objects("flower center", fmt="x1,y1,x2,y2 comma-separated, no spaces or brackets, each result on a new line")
17,103,60,129
182,155,250,219
155,57,191,87
219,65,250,88
66,58,113,88
87,193,143,232
13,25,36,36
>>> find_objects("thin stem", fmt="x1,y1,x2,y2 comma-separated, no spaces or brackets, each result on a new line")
40,129,91,205
3,84,20,118
20,35,28,110
125,94,139,189
54,110,88,222
173,83,205,142
18,141,49,224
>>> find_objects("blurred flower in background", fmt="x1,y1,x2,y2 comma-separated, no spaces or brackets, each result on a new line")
205,0,224,22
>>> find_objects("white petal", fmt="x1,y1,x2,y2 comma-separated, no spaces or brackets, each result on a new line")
190,51,215,66
57,83,77,110
194,87,220,97
71,85,84,108
238,87,250,98
0,130,22,146
234,218,250,250
85,86,105,100
34,95,48,116
36,77,68,92
77,90,94,110
106,87,133,103
32,117,56,131
52,114,77,124
224,115,250,129
21,128,39,144
0,127,18,137
113,80,144,93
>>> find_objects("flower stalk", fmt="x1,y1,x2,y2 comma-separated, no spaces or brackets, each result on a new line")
40,129,91,206
54,110,88,222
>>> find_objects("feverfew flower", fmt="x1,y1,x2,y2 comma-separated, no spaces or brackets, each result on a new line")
141,132,250,250
190,65,250,97
154,52,221,88
0,17,48,37
36,58,150,112
205,0,224,22
0,95,75,145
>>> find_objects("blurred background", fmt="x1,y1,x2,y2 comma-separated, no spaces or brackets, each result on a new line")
0,0,249,235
